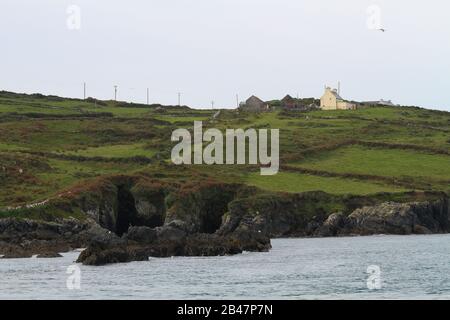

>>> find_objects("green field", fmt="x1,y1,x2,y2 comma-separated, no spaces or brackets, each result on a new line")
246,172,405,195
60,143,156,158
1,90,449,208
296,146,450,178
293,146,450,189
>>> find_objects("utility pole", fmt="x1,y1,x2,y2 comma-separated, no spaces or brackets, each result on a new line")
83,82,86,100
236,94,239,108
177,92,181,106
114,85,118,101
146,88,149,105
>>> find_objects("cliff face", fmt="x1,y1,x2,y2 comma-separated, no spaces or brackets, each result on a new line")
1,175,449,264
322,199,450,236
0,218,108,258
164,182,240,234
72,181,450,265
216,192,450,238
76,177,167,236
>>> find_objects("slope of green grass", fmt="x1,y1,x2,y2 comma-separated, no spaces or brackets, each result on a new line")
0,91,449,208
294,146,450,181
60,143,156,158
246,172,406,195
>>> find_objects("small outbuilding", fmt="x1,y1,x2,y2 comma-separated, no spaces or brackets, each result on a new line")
239,95,269,112
361,99,398,107
281,95,298,109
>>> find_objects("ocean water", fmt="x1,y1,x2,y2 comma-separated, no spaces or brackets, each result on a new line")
1,234,450,300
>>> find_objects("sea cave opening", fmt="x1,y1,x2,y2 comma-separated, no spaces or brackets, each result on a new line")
113,185,165,236
200,198,231,234
115,185,139,236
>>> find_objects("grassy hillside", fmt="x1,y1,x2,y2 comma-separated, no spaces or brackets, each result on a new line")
0,90,449,208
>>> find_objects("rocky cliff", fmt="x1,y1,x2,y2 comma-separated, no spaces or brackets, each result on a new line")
1,174,448,265
315,199,450,236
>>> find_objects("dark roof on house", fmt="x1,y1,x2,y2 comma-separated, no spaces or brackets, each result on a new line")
281,94,295,103
246,95,264,104
330,90,344,100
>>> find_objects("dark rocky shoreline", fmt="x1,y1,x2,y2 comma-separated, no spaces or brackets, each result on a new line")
1,177,449,265
0,218,272,264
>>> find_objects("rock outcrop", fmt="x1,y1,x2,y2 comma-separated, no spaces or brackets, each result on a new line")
0,217,109,258
345,199,449,235
36,252,63,258
310,198,449,237
76,227,270,266
1,175,449,265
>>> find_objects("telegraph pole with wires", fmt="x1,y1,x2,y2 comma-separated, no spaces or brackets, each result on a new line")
114,85,118,101
177,92,182,106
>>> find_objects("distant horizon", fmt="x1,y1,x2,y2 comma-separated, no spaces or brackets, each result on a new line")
1,1,449,111
2,87,448,112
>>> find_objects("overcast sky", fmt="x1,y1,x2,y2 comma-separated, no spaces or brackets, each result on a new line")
1,0,449,110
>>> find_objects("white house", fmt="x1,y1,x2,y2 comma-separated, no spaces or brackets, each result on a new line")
362,99,398,107
320,87,356,110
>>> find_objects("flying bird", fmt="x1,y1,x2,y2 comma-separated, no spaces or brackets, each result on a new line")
378,28,386,32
